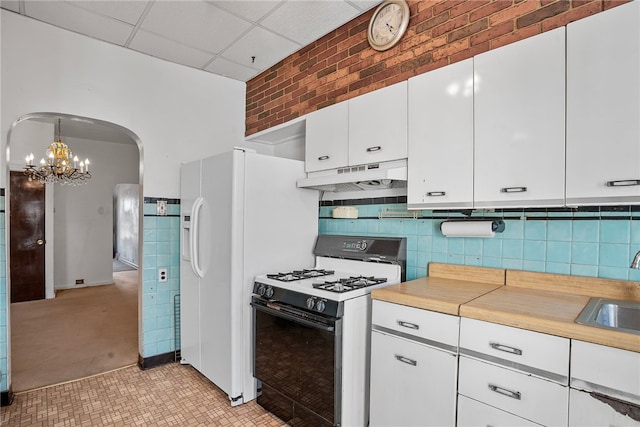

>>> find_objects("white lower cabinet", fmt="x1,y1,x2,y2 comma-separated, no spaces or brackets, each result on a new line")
457,395,542,427
458,356,569,426
569,388,640,427
369,301,458,426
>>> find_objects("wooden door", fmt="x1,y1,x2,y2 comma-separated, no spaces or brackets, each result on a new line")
10,171,46,302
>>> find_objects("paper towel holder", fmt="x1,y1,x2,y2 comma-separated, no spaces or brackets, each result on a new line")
440,219,505,237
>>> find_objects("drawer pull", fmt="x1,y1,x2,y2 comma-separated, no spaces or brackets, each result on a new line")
488,384,521,400
366,146,382,152
606,179,640,187
395,354,417,366
427,191,446,197
500,186,527,193
318,155,330,161
489,342,523,356
397,320,419,330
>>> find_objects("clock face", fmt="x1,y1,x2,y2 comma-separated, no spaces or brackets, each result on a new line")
368,0,409,51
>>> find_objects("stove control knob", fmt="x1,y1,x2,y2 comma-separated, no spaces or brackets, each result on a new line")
265,286,274,299
306,297,316,310
257,284,266,296
315,300,326,313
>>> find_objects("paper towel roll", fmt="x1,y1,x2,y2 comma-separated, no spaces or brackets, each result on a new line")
440,220,504,238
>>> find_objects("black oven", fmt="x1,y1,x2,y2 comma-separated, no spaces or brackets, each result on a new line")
252,295,342,426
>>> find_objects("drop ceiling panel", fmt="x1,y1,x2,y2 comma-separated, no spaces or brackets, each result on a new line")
140,1,252,54
222,25,300,71
129,29,215,69
209,0,281,24
72,1,149,26
24,1,134,45
261,0,361,45
205,56,257,81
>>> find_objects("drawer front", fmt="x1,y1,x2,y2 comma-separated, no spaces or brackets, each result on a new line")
372,300,459,349
370,331,458,426
457,395,543,427
571,340,640,405
458,356,569,427
459,317,569,383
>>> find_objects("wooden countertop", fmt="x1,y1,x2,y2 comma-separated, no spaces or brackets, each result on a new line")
371,277,502,315
372,263,640,353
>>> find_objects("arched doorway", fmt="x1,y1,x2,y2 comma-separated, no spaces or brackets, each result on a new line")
5,112,143,391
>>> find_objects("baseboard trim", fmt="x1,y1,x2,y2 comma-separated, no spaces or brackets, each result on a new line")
138,352,177,370
1,390,14,406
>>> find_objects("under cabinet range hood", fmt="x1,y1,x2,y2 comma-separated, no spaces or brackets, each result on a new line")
297,159,407,192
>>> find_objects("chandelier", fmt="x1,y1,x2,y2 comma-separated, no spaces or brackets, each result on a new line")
24,119,92,185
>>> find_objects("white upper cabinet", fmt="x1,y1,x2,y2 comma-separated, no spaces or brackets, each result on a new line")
408,58,474,210
348,81,408,166
304,101,349,172
474,27,566,208
566,1,640,206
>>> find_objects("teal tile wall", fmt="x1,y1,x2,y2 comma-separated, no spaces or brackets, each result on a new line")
142,200,181,358
319,204,640,283
0,195,6,393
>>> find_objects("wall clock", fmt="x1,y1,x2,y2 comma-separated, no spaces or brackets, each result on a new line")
367,0,410,51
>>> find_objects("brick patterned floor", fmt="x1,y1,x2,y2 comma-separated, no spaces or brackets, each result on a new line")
1,363,287,426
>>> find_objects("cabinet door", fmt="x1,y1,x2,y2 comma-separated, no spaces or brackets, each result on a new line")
408,58,474,210
457,395,543,427
566,1,640,206
474,27,565,208
569,389,640,427
348,81,407,166
370,331,457,426
305,101,349,172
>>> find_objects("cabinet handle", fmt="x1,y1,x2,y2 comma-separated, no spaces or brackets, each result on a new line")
318,155,330,161
488,384,521,400
366,146,382,152
606,179,640,187
397,320,419,330
489,342,523,356
427,191,446,197
395,354,417,366
500,186,527,193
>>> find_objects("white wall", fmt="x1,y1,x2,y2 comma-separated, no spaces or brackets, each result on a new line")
1,10,246,197
53,137,139,288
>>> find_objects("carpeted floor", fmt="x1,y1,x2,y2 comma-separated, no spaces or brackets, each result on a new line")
112,258,137,272
1,362,286,426
10,270,139,392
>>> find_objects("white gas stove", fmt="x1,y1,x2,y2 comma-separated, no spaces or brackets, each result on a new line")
251,235,406,427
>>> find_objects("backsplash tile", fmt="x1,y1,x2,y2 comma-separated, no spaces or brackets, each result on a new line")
319,203,640,282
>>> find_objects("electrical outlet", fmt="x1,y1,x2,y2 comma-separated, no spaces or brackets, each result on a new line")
158,268,168,282
75,279,84,285
157,200,167,216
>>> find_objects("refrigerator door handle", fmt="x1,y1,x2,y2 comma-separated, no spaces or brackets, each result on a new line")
190,197,205,278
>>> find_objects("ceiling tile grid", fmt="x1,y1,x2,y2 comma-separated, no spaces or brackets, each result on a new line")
1,0,382,82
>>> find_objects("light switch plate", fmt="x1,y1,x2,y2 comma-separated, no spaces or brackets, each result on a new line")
157,200,167,216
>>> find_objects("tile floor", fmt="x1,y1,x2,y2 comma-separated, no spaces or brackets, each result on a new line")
1,362,287,426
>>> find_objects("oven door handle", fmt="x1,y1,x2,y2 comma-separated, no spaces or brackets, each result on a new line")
251,302,335,333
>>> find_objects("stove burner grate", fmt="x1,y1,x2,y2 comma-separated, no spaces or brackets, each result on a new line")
312,276,388,293
266,269,335,282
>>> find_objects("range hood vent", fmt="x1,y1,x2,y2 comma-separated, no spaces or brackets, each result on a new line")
297,159,407,192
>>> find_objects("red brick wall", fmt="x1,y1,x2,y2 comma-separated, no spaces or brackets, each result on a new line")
245,0,629,136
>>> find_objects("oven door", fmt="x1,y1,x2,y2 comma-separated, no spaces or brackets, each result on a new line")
252,297,342,426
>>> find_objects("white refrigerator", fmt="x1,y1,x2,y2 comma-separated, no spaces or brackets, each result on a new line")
180,148,319,405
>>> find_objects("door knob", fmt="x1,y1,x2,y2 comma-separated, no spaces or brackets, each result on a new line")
36,239,44,245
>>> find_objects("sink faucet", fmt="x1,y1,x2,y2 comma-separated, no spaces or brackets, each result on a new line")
631,250,640,269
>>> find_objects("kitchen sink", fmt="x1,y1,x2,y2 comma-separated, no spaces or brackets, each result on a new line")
575,298,640,335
